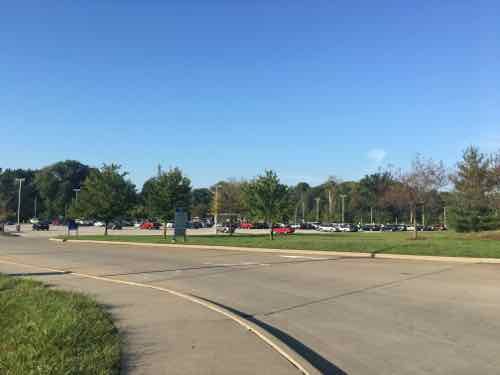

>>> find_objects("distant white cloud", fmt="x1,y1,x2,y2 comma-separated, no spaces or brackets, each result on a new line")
367,148,387,164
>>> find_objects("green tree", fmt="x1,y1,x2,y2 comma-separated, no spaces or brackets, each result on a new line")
0,169,37,222
243,170,289,239
71,164,136,235
449,146,499,232
150,167,192,239
191,188,212,219
34,160,93,219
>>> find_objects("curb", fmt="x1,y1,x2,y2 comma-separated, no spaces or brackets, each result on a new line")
50,238,500,264
0,257,314,375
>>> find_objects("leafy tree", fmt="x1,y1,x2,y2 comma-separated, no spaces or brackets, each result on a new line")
243,170,289,239
71,164,136,235
150,167,192,239
0,168,37,222
34,160,93,219
399,155,447,238
191,188,212,219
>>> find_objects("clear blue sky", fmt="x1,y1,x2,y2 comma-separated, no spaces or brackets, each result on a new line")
1,1,499,188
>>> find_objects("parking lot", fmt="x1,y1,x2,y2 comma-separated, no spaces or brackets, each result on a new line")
1,236,500,374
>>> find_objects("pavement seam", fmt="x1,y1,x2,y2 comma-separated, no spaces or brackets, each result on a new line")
50,238,500,264
0,257,313,375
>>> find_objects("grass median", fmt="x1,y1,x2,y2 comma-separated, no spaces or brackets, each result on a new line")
0,274,120,375
60,230,500,258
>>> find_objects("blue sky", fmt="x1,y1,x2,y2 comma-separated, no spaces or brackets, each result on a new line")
1,1,499,188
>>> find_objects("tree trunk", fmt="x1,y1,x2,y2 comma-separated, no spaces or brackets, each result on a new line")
269,221,274,240
412,207,418,240
104,221,108,236
163,221,167,239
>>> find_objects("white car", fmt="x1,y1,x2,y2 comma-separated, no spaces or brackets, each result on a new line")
94,221,105,227
318,224,337,232
30,218,40,224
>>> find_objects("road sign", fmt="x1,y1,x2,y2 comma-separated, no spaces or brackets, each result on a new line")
174,208,187,240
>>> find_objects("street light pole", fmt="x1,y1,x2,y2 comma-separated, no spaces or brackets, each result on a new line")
315,197,320,222
15,178,25,232
214,185,220,234
73,188,81,202
340,194,347,224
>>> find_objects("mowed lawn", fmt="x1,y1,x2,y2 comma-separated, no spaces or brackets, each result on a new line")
0,274,120,375
64,230,500,258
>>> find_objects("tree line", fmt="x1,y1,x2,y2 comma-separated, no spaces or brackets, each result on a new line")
1,146,499,235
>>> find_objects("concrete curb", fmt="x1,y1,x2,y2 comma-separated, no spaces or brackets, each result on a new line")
0,257,313,375
50,238,500,264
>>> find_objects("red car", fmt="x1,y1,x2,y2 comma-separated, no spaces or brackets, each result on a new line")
272,226,295,235
140,221,161,230
239,222,254,229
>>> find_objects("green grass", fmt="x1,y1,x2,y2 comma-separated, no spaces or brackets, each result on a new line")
62,230,500,258
0,274,120,375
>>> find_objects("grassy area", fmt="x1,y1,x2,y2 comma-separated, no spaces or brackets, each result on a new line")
0,274,120,375
62,230,500,258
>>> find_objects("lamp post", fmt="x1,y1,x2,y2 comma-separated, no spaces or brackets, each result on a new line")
73,188,81,202
315,197,321,222
340,194,347,224
15,178,26,232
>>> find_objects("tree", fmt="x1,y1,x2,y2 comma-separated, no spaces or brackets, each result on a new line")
191,188,212,219
243,170,289,240
35,160,93,220
0,168,37,222
399,156,447,239
150,167,192,239
71,164,136,236
449,146,499,232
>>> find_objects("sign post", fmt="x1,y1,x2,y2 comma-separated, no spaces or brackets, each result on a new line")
173,208,187,243
67,219,79,237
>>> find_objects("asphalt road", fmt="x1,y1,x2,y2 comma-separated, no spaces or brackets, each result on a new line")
1,235,499,374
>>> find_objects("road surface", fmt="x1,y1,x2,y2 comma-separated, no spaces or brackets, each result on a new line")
1,235,499,374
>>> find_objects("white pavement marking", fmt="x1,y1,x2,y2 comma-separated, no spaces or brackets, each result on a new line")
0,257,312,375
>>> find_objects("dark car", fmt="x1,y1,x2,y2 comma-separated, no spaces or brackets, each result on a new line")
33,221,50,231
107,222,123,230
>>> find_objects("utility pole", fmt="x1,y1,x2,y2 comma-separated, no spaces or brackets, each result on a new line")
443,206,447,227
422,205,425,226
73,188,81,202
34,196,37,218
15,178,25,232
340,194,347,224
370,207,374,224
315,197,320,222
328,190,333,220
301,200,305,223
294,205,298,224
214,185,220,234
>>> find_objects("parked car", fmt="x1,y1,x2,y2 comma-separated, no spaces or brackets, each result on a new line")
272,226,295,235
290,223,301,229
239,222,254,229
140,221,161,230
318,224,338,232
339,224,358,232
30,218,40,224
107,222,123,230
361,224,381,232
32,221,50,231
433,224,447,231
94,221,105,227
300,222,316,230
190,221,203,229
166,222,175,228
